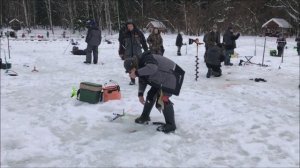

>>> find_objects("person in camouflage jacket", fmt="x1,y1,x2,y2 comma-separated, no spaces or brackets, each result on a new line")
147,28,164,55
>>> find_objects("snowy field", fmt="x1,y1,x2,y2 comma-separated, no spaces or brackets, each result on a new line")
1,30,299,167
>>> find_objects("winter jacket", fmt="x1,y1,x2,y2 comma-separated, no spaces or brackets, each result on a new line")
137,51,185,96
118,25,126,43
296,37,300,47
121,25,148,58
276,37,287,48
223,30,240,50
205,46,225,65
176,34,183,46
118,25,127,55
85,26,102,46
147,31,163,54
204,31,221,49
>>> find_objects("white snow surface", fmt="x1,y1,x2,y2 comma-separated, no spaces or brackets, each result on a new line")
1,31,299,167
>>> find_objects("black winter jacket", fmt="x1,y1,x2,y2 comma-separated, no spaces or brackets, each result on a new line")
121,28,148,58
205,46,225,65
277,37,287,48
223,30,240,50
176,34,183,46
204,31,221,49
295,37,300,46
85,26,102,46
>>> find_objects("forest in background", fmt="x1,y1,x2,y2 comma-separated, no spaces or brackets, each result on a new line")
0,0,299,35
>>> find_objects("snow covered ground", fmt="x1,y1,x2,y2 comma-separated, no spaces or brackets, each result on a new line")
1,30,299,167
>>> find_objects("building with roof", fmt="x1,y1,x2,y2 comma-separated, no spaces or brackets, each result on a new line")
262,18,293,37
9,19,22,31
146,21,167,33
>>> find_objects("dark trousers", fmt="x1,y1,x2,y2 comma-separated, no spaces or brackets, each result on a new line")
86,45,98,63
206,63,222,77
177,46,182,55
224,49,234,65
277,46,284,57
146,87,159,101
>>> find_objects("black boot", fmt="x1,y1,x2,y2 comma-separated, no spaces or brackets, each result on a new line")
206,68,212,78
157,103,176,133
135,99,155,124
212,69,222,77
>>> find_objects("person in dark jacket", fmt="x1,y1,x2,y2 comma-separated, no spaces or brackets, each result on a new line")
276,34,287,57
118,24,127,60
124,51,185,133
295,35,300,56
223,26,240,66
147,28,164,55
121,20,148,85
176,32,183,56
203,24,221,49
205,45,225,78
85,20,102,64
72,46,86,55
203,25,221,61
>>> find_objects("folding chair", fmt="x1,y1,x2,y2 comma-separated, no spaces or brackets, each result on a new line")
244,56,254,64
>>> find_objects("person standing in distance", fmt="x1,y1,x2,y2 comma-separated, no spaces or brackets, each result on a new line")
84,20,102,64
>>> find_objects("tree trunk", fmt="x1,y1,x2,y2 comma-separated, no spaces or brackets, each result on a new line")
96,0,103,30
45,0,54,34
32,0,36,28
117,0,120,30
91,1,95,21
183,3,188,34
67,0,74,33
22,0,30,29
104,0,112,34
86,0,89,19
0,0,3,27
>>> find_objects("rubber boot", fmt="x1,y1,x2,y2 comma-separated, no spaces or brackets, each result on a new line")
135,99,155,124
157,103,176,133
212,69,222,77
206,68,212,78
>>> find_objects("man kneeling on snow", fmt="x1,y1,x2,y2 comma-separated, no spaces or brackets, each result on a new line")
124,51,185,133
205,45,225,78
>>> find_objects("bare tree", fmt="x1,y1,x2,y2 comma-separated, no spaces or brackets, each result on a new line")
266,0,300,34
104,0,112,34
67,0,74,33
85,0,89,19
44,0,54,34
22,0,30,29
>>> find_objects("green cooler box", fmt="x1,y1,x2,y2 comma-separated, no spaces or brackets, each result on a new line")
270,50,278,57
79,82,102,104
1,63,12,69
